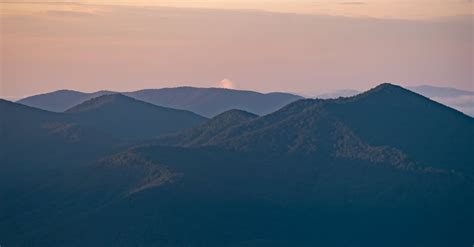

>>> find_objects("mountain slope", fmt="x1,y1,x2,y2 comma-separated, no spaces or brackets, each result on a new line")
161,83,474,173
160,101,408,169
159,109,258,147
326,84,474,172
65,94,207,140
0,99,120,170
6,142,472,246
17,90,114,112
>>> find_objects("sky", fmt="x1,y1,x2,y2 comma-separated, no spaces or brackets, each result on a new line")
0,0,473,99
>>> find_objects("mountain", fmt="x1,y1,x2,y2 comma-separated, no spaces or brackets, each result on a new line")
326,84,473,172
17,87,303,117
65,94,207,140
0,96,206,245
0,99,120,169
17,90,114,112
314,85,474,116
317,85,474,100
126,87,302,117
19,85,473,117
160,101,410,168
1,94,207,164
162,83,474,173
159,109,259,147
2,84,473,246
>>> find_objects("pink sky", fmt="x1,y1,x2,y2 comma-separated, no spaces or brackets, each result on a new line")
1,1,473,98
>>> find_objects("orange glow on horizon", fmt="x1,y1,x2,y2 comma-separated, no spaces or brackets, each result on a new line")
1,0,472,98
2,0,473,20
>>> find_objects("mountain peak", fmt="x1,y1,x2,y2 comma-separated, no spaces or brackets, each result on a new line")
64,93,207,140
65,93,137,113
368,83,408,94
157,109,258,147
346,83,427,104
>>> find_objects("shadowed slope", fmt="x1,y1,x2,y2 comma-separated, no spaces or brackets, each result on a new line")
0,99,117,166
65,94,207,140
159,109,258,147
325,83,474,172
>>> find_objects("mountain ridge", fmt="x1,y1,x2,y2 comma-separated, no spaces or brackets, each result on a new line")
2,83,474,246
17,87,302,117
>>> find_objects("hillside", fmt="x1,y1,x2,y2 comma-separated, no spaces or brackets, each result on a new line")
0,99,117,166
159,109,258,147
65,94,207,140
326,84,474,172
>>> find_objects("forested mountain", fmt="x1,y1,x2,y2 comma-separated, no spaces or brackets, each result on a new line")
65,94,207,140
1,84,473,247
0,99,117,167
162,84,473,173
1,94,206,166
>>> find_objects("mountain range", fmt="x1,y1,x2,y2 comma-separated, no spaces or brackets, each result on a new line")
160,84,473,173
0,94,206,167
17,87,302,118
1,83,473,246
17,84,473,118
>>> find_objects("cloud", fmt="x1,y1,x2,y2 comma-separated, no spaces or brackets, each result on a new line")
433,95,474,107
340,2,366,5
218,79,237,89
432,95,474,116
0,1,82,5
47,10,95,17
